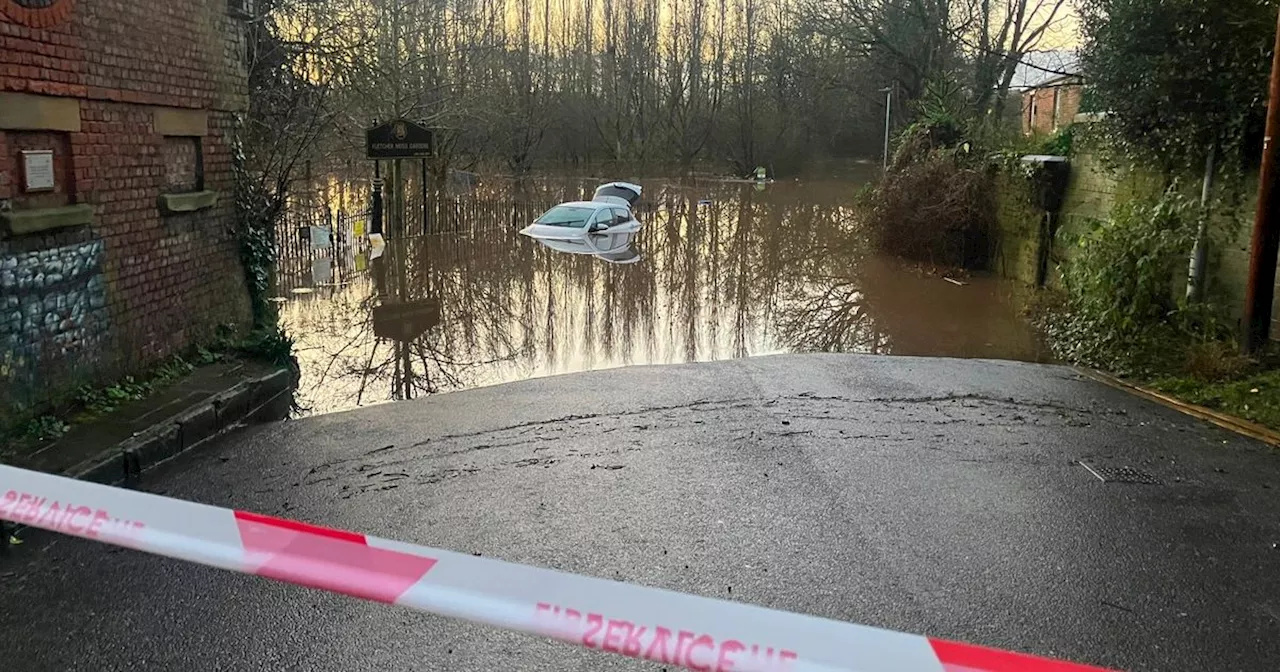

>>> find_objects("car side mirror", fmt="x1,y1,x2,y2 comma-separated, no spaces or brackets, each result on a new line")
589,223,610,233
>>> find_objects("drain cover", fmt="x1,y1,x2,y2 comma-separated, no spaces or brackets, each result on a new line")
1080,463,1161,485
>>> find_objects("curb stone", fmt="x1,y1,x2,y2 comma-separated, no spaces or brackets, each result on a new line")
84,368,295,485
1077,368,1280,448
1,368,294,551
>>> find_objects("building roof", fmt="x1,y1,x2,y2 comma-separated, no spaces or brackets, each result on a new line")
1010,50,1081,90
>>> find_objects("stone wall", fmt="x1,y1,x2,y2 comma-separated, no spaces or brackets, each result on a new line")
994,138,1280,339
1,233,109,402
993,170,1041,285
0,0,252,426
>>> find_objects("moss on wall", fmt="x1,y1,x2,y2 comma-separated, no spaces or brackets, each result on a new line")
994,138,1258,320
993,170,1041,286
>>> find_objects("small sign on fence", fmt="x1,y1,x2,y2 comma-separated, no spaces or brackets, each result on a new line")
311,257,333,285
309,226,332,249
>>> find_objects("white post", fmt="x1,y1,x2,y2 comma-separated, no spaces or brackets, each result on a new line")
882,87,892,172
1187,145,1216,302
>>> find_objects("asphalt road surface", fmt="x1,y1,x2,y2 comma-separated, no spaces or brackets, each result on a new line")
3,354,1280,671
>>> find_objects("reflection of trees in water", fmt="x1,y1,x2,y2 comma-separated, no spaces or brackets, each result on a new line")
771,221,1051,361
769,201,884,355
280,180,881,414
776,276,884,353
295,231,532,410
647,184,814,361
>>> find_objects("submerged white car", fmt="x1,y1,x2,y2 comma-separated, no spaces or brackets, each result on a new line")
520,182,643,264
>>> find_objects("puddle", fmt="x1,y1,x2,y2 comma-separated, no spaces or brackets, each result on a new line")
273,178,1050,415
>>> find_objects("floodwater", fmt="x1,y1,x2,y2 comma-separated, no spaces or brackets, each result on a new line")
272,176,1051,416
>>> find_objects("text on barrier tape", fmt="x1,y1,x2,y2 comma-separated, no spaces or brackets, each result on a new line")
0,465,1116,672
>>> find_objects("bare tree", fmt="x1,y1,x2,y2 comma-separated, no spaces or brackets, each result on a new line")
262,0,937,178
799,0,1070,117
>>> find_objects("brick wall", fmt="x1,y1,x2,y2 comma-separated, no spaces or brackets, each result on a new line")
0,0,252,422
161,137,200,193
1,0,245,108
1022,82,1085,135
1058,86,1084,125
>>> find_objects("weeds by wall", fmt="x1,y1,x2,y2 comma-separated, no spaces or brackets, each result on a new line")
1042,187,1238,376
993,169,1042,283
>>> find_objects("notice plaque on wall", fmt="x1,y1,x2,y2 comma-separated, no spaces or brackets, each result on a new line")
21,150,55,192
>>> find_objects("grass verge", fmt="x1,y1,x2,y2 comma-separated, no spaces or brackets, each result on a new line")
1027,287,1280,435
1146,368,1280,433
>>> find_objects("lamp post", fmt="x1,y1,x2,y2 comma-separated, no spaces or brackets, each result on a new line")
880,86,893,172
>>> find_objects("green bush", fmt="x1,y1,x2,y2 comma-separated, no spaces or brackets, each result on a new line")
890,77,972,170
1036,126,1075,157
1046,186,1235,375
1080,0,1275,173
239,327,297,369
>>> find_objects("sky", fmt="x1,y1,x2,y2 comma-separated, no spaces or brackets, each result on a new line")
1039,3,1083,50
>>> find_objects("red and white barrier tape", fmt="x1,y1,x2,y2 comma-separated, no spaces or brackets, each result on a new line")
0,464,1114,672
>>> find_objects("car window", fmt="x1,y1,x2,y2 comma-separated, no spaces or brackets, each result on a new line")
535,205,594,228
592,209,613,225
612,208,630,224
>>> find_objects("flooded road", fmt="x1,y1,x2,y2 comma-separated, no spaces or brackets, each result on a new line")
273,177,1050,415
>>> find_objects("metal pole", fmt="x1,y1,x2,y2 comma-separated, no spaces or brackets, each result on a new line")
388,160,395,239
427,158,437,234
882,87,892,172
1187,145,1216,302
371,160,383,236
1243,8,1280,354
392,158,403,239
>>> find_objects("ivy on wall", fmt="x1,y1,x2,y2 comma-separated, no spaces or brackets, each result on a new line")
231,121,281,330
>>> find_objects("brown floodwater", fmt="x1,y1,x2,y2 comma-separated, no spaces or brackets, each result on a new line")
272,176,1051,416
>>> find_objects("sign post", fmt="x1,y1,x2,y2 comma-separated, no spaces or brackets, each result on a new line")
366,119,434,238
370,161,383,236
394,158,403,237
421,158,430,234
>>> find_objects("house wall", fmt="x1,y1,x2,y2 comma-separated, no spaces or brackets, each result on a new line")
1022,83,1085,135
0,0,252,424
